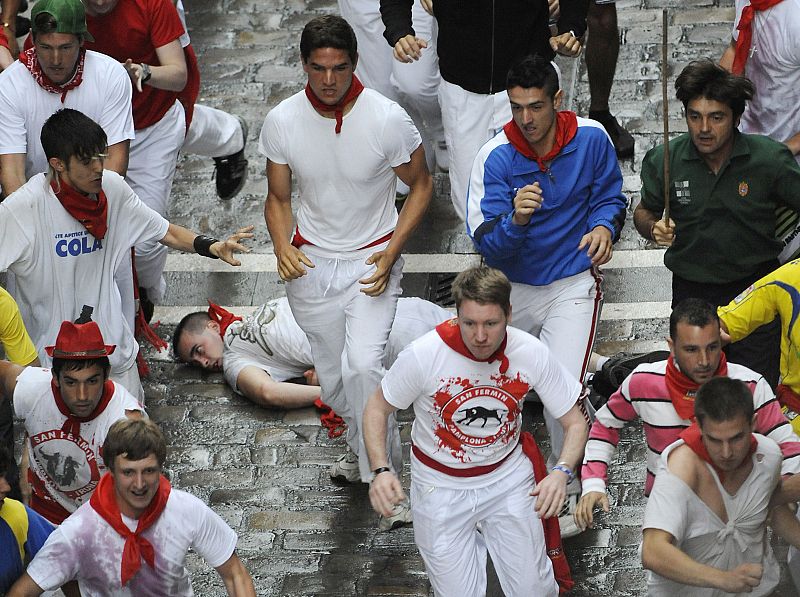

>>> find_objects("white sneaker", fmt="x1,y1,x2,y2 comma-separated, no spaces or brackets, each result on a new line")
379,500,413,531
329,449,360,483
558,493,582,539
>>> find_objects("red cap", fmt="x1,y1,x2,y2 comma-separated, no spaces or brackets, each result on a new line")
45,320,116,359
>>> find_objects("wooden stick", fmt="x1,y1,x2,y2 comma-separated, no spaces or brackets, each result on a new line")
662,8,671,223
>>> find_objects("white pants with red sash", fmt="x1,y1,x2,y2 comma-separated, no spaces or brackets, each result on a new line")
410,445,558,597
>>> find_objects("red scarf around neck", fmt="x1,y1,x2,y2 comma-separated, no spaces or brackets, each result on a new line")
732,0,784,74
503,111,578,173
664,353,728,420
20,46,86,102
304,74,365,134
435,318,509,374
51,178,109,240
679,422,757,482
52,378,115,438
207,301,242,336
90,471,171,586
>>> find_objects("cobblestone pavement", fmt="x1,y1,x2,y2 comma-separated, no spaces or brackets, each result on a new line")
30,0,800,594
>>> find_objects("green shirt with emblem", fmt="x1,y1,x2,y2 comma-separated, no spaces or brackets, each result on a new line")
640,132,800,284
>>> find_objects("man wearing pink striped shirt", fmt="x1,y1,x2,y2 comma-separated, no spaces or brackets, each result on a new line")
574,298,800,531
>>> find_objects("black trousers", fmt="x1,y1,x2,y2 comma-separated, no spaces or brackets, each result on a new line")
672,262,781,390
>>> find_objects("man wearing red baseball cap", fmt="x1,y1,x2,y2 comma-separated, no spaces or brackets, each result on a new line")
0,306,143,524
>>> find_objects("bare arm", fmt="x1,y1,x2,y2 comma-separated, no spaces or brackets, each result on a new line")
364,387,405,516
235,366,319,409
0,153,26,197
104,140,131,177
264,159,314,281
8,573,45,597
215,552,256,597
633,201,675,246
359,145,432,296
159,223,254,266
123,39,187,92
642,528,763,592
719,40,735,72
0,45,12,70
0,360,23,403
532,402,589,518
1,0,19,56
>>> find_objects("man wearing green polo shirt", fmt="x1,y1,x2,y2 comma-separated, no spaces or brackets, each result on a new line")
633,59,800,388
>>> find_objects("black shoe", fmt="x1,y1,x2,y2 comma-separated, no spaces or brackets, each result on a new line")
590,111,635,159
591,350,671,399
15,15,30,38
212,115,248,200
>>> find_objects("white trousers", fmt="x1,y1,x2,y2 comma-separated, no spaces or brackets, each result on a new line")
510,269,602,482
109,360,144,403
126,100,186,303
337,0,443,173
411,451,558,597
286,246,404,481
182,104,244,158
439,79,511,220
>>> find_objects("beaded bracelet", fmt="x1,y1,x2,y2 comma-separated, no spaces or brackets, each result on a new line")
551,463,574,483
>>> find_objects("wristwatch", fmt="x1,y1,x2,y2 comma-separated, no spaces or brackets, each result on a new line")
140,63,152,84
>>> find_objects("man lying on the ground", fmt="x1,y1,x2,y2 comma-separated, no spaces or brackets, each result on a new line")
0,311,143,525
574,298,800,531
173,296,452,409
642,377,783,596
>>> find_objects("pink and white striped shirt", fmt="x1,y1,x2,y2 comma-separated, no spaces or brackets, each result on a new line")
581,360,800,496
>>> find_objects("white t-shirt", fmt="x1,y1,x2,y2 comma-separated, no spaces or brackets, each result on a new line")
223,296,452,391
26,488,237,596
0,50,135,179
382,324,581,489
644,435,781,597
733,0,800,153
13,367,143,517
0,172,170,373
258,88,421,252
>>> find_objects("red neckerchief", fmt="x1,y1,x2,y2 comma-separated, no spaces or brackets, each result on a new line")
679,422,757,483
435,318,509,374
207,301,242,336
664,353,728,420
503,111,578,173
51,178,109,240
732,0,784,74
51,379,115,438
20,46,86,102
520,432,574,594
89,471,171,586
304,74,365,134
313,399,346,438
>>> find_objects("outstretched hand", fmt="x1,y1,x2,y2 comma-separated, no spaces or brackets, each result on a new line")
211,226,255,266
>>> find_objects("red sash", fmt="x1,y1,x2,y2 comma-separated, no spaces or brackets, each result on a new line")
304,74,365,134
435,318,509,374
679,422,757,483
89,471,171,586
52,379,116,438
20,46,86,102
664,353,728,420
313,399,346,438
732,0,784,75
503,111,578,173
207,301,242,336
51,178,109,240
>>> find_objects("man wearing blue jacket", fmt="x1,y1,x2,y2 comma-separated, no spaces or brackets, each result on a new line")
466,55,626,536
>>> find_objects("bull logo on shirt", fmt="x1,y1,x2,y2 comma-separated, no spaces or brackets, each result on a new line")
29,429,101,501
226,302,277,356
431,374,529,462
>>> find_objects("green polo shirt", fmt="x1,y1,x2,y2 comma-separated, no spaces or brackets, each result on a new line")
640,132,800,284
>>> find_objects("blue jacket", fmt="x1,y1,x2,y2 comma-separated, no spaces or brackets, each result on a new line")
466,117,627,286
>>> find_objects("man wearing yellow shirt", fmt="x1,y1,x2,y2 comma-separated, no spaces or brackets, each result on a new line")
0,287,39,502
718,259,800,434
